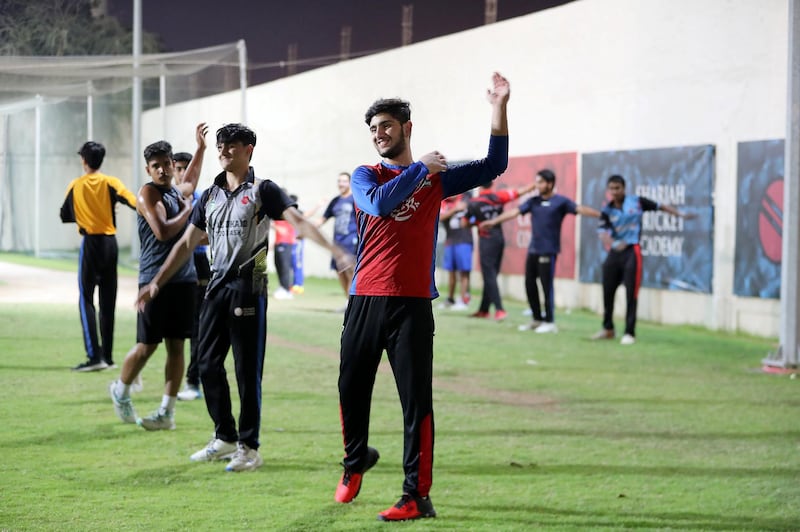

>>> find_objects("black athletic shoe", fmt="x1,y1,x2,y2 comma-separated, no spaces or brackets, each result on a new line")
335,446,380,503
72,360,109,372
378,493,437,521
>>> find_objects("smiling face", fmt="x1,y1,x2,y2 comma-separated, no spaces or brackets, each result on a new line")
217,140,253,173
369,112,411,161
145,154,174,186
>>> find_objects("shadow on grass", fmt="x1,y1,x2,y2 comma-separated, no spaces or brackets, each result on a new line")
444,501,799,531
439,426,800,441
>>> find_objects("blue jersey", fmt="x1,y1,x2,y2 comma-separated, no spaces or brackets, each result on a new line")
518,193,577,255
323,194,357,247
598,194,659,249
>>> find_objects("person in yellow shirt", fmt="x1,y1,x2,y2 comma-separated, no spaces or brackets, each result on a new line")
60,141,137,371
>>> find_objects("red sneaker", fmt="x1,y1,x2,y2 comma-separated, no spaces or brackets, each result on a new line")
334,447,379,503
470,311,489,318
494,310,507,321
378,494,437,521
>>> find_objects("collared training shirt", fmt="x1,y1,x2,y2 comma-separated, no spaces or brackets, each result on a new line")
598,194,659,248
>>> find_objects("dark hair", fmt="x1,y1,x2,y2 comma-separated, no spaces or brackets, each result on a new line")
172,152,192,163
364,98,411,125
143,140,172,162
339,171,351,179
78,141,105,170
537,169,556,184
607,174,626,187
216,123,257,147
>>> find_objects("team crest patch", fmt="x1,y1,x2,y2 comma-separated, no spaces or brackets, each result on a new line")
242,196,250,205
233,307,256,317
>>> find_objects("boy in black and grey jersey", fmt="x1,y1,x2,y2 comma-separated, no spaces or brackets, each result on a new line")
136,123,352,472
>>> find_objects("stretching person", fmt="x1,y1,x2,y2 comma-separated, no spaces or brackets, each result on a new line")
60,141,137,371
335,72,510,521
318,171,358,306
136,123,352,472
482,169,599,333
467,179,535,321
592,174,693,345
109,124,206,430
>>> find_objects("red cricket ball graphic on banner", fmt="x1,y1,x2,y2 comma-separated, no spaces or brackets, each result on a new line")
758,179,783,264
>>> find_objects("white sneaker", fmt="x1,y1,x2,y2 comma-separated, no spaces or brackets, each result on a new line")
138,409,176,431
225,442,263,472
273,288,293,300
450,300,469,311
109,380,137,424
190,437,238,462
620,334,636,345
534,322,558,334
517,320,542,331
177,385,202,401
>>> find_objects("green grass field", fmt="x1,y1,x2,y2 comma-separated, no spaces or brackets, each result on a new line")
0,257,798,531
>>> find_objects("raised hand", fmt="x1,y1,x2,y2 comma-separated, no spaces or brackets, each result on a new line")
486,71,510,106
196,122,208,149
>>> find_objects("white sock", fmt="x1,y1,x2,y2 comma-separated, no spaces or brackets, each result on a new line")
160,395,177,414
115,380,131,400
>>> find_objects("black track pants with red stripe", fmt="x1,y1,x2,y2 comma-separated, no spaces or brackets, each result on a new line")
338,295,435,497
601,245,642,336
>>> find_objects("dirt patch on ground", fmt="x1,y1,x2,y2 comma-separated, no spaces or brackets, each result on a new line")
0,261,138,306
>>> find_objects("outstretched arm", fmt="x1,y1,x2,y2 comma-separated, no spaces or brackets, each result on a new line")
576,205,601,218
659,204,696,219
480,207,521,229
283,206,354,272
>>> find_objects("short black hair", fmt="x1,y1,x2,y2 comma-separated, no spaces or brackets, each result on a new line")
364,98,411,126
143,141,172,162
607,174,626,187
537,169,556,184
172,152,192,164
216,123,257,147
78,141,105,170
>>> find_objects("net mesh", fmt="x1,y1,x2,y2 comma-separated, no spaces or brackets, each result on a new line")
0,42,243,253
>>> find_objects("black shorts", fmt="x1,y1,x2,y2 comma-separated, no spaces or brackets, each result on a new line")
137,282,196,344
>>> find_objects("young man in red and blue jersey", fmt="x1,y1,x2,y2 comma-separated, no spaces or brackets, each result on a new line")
334,72,510,521
593,174,691,345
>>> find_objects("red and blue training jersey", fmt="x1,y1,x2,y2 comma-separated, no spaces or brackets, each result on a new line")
349,135,508,298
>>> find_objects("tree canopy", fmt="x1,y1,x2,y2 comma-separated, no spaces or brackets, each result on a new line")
0,0,161,56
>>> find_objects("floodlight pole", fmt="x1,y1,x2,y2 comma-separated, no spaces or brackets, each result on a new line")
159,66,166,139
238,39,248,124
767,0,800,369
131,0,142,258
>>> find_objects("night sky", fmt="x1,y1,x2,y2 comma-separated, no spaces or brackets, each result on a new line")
107,0,572,85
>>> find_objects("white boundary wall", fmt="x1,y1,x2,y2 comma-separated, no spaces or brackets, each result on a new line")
144,0,788,336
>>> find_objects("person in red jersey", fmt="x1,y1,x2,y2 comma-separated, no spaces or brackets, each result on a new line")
334,72,510,521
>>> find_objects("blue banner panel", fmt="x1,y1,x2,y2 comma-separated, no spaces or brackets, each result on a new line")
579,145,715,293
733,139,784,298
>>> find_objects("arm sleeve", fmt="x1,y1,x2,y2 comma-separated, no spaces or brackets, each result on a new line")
564,197,578,215
640,197,660,211
109,177,137,209
440,135,509,198
322,197,337,220
190,188,212,231
597,211,613,232
350,163,430,217
258,180,296,220
60,185,75,223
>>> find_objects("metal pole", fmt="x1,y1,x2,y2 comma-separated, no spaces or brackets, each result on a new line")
34,95,41,258
86,81,93,140
768,0,800,369
238,39,248,124
780,0,800,367
160,70,166,139
131,0,142,258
